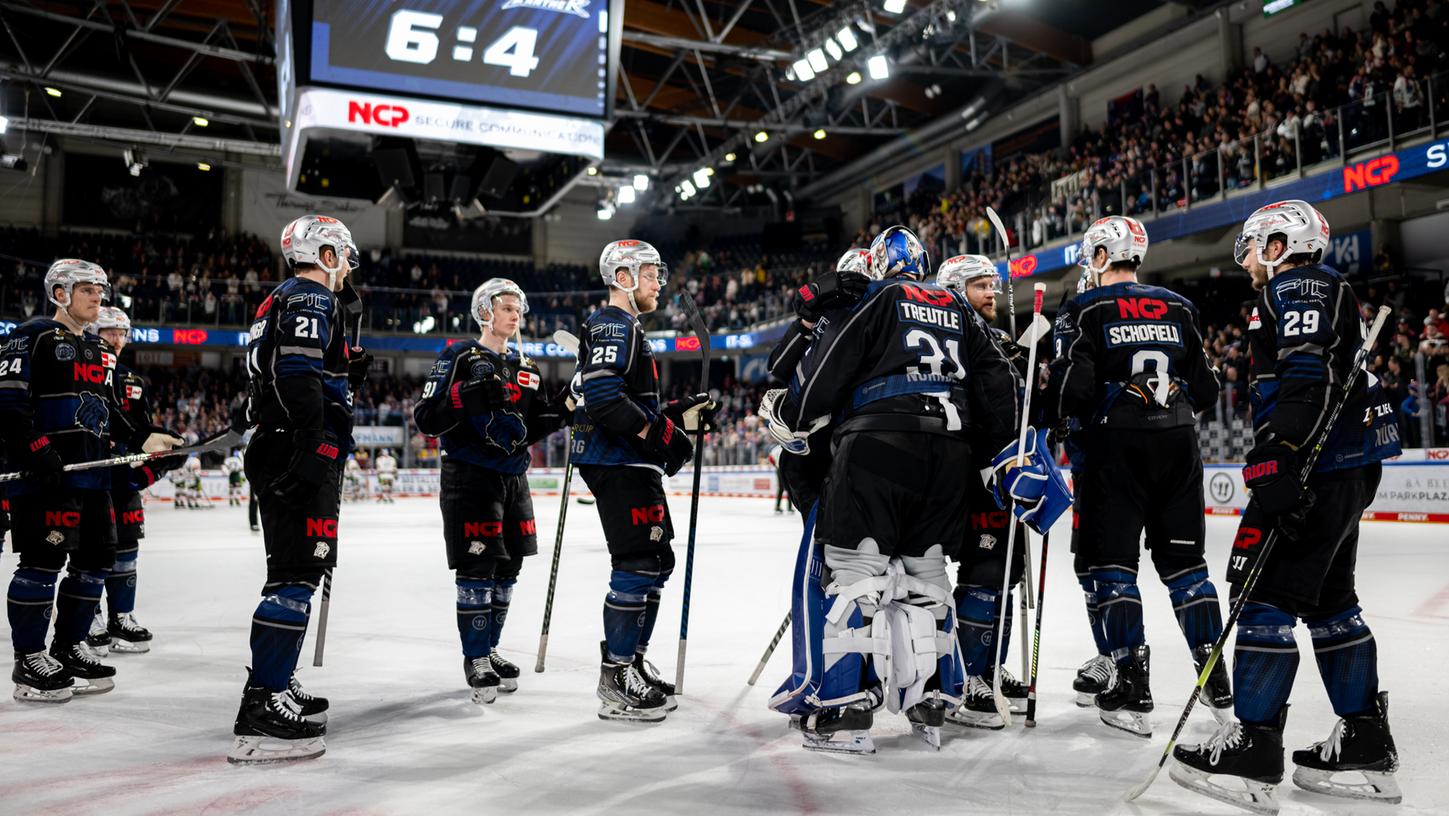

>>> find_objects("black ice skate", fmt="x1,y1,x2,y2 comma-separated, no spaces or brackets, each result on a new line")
993,664,1028,715
633,651,678,712
229,679,326,764
1291,691,1401,804
1073,654,1113,707
12,650,75,703
1096,645,1152,737
85,611,111,658
947,675,1005,730
906,694,948,750
1194,644,1233,724
793,701,876,755
597,657,667,722
288,673,329,723
465,655,501,705
488,649,520,694
108,612,153,654
49,642,115,695
1170,710,1286,816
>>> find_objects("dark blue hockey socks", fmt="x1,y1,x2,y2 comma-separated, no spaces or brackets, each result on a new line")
1234,602,1298,724
54,570,106,647
106,550,139,615
603,570,652,663
1165,565,1223,650
249,584,313,691
488,579,512,651
635,568,672,655
955,585,998,676
1078,571,1111,656
1306,605,1379,717
7,568,57,653
456,577,493,659
1092,567,1145,664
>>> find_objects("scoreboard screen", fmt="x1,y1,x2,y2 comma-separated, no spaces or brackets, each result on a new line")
307,0,616,118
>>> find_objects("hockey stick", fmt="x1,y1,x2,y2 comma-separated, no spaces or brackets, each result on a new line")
1018,529,1033,681
1024,531,1051,727
1124,304,1392,802
990,282,1047,725
0,428,244,484
985,206,1018,342
313,280,366,669
535,329,581,673
674,292,712,695
747,611,792,686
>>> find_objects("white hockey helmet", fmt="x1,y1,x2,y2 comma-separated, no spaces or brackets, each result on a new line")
599,240,667,313
935,254,1001,294
1235,199,1329,277
835,248,871,276
45,259,110,310
1078,215,1149,288
94,305,132,332
471,278,529,333
280,215,358,290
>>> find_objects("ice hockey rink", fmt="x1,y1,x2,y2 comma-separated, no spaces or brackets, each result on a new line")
2,493,1445,816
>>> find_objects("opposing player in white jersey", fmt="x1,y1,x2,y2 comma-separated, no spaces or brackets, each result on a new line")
374,449,397,503
223,449,246,507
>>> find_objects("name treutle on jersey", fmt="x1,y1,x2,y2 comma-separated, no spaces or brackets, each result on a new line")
1104,321,1184,347
896,301,962,331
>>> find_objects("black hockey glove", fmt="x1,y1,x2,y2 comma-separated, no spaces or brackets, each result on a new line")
792,271,870,322
128,453,186,490
525,392,569,444
450,378,510,416
347,347,373,390
1242,442,1302,518
266,430,342,505
24,435,65,492
643,416,693,476
661,393,717,432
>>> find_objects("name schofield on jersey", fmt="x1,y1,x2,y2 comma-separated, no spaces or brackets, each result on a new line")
1104,322,1183,347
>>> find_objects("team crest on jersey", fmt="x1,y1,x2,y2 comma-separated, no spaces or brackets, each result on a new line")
470,359,495,380
74,391,109,436
468,541,487,555
979,534,996,550
313,541,331,559
46,530,65,546
590,322,627,340
54,343,76,361
649,526,663,542
1248,308,1262,330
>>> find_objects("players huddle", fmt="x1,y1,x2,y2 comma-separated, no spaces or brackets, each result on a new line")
0,202,1403,810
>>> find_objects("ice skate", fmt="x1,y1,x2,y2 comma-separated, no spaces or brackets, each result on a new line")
792,703,876,755
1096,645,1151,737
947,675,1005,730
1073,654,1113,707
288,673,329,723
108,612,153,654
49,642,115,695
1194,644,1233,725
906,695,947,750
229,681,326,764
993,664,1027,715
12,651,74,703
488,649,520,694
597,658,667,722
85,610,111,658
1171,711,1285,816
633,651,678,712
1291,692,1401,804
465,655,500,704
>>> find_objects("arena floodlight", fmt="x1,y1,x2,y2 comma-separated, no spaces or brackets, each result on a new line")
806,48,828,74
44,87,62,98
867,54,890,80
681,178,697,197
846,71,862,85
882,0,906,14
617,184,636,204
837,27,859,52
197,162,212,171
947,10,957,22
824,39,843,62
0,116,7,135
597,205,613,220
192,116,209,127
633,174,649,191
792,58,815,82
754,130,769,143
813,129,827,140
692,168,710,189
724,152,737,162
586,166,598,176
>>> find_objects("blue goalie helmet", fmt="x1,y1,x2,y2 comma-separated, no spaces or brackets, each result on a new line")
868,225,930,281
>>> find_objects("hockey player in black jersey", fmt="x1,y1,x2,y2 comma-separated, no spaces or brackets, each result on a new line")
573,239,711,722
1172,201,1403,813
764,226,1023,753
934,254,1030,728
414,278,565,704
230,215,364,763
1,262,183,703
1044,215,1228,737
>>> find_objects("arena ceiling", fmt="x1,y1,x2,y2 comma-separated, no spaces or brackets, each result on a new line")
0,0,1201,208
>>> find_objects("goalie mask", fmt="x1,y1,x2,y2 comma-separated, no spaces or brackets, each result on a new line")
280,215,358,291
471,278,529,334
868,226,930,281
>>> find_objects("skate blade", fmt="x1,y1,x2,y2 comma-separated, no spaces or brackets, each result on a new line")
301,711,328,725
1006,697,1027,715
71,677,115,695
910,723,942,751
13,683,74,704
946,707,1004,730
84,642,110,658
109,640,150,654
471,686,499,705
597,701,667,722
1291,766,1402,804
1074,690,1096,708
1169,761,1280,815
1098,708,1151,738
498,678,519,693
662,695,679,712
228,735,326,764
801,729,875,755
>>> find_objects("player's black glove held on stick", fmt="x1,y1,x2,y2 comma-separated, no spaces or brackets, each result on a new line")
347,347,373,390
26,435,65,491
267,430,342,504
1242,442,1301,517
451,378,509,415
643,416,693,476
792,271,870,322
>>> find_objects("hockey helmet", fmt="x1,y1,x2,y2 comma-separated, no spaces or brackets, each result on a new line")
1078,215,1149,288
599,240,667,291
94,306,132,332
935,254,1001,294
868,226,930,281
471,278,529,333
1234,199,1329,277
834,248,871,276
280,215,358,290
45,259,110,310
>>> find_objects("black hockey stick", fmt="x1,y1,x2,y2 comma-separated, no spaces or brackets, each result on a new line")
536,329,580,673
985,206,1018,342
674,291,712,695
0,428,244,484
747,611,792,686
1124,304,1392,802
1024,531,1051,727
313,280,366,669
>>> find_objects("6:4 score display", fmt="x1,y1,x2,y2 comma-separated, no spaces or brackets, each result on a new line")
386,10,539,78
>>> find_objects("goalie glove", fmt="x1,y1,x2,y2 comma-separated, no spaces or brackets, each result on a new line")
757,388,828,456
987,429,1074,534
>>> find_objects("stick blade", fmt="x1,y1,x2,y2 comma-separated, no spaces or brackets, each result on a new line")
1123,769,1160,802
985,206,1009,246
552,330,580,356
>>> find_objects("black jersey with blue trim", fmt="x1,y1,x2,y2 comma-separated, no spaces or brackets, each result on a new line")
244,276,354,449
414,339,552,475
569,305,662,469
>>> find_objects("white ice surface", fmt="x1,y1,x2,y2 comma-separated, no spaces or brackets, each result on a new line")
1,494,1445,816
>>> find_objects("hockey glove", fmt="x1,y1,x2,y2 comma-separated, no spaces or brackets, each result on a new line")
25,435,65,492
450,378,510,416
1243,442,1301,518
129,453,186,490
792,270,870,322
140,430,185,455
347,347,373,390
987,431,1048,510
266,430,342,505
758,388,827,455
662,393,717,433
643,416,693,476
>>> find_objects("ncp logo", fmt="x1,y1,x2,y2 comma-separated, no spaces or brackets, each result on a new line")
348,101,410,128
